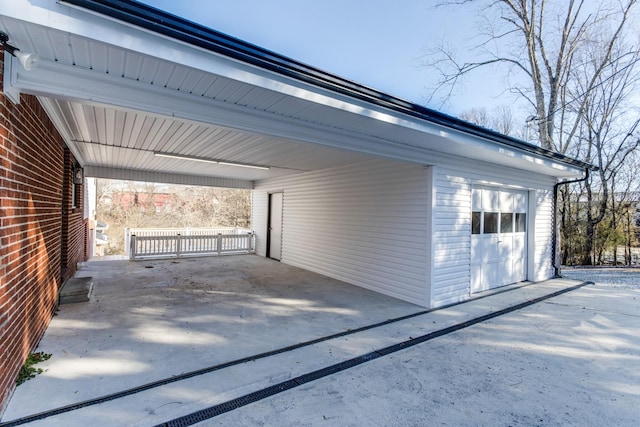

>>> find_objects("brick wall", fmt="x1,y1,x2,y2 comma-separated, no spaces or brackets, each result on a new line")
0,53,87,414
60,149,88,284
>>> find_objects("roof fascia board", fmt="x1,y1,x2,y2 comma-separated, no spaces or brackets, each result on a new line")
12,58,583,177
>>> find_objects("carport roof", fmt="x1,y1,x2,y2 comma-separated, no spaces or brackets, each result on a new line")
0,0,593,187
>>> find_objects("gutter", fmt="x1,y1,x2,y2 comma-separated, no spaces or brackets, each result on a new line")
58,0,594,171
552,168,592,277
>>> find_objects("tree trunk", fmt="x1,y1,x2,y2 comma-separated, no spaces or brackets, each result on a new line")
583,220,594,265
560,189,569,265
626,211,632,265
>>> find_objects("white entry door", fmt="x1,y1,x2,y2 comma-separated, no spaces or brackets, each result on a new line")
470,187,528,293
268,192,283,260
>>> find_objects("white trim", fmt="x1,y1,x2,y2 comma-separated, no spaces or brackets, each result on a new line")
425,165,436,308
83,166,253,189
527,190,537,282
2,52,21,104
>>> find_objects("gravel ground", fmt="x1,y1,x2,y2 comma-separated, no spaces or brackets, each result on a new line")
561,266,640,289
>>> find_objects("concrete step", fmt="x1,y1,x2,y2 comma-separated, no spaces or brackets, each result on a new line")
59,277,93,304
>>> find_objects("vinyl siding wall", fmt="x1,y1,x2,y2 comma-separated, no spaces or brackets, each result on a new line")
253,159,430,306
531,189,555,281
252,154,559,308
251,191,269,257
431,166,471,306
431,157,557,307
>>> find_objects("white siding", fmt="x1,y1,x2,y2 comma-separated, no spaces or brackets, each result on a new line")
254,159,430,306
251,191,269,257
431,166,472,307
254,152,559,309
531,189,555,281
430,156,557,307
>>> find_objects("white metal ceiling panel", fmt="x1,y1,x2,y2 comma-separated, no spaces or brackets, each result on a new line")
40,96,378,183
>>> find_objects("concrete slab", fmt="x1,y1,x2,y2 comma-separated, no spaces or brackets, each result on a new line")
2,257,639,426
210,284,640,427
1,255,422,422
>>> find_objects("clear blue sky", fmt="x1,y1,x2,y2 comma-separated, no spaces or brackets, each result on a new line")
138,0,506,117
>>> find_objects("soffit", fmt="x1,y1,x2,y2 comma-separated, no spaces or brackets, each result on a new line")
41,98,374,181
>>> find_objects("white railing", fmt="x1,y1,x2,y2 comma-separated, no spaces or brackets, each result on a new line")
126,227,254,260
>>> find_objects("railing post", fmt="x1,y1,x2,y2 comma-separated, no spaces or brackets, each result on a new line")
217,233,222,255
176,233,182,257
129,234,136,260
124,227,130,258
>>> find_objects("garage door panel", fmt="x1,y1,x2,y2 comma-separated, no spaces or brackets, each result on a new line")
484,263,498,291
472,188,482,211
500,258,513,285
499,237,513,258
514,192,528,212
500,190,514,211
482,189,499,211
512,234,527,283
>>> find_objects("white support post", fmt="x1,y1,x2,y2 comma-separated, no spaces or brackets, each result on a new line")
124,227,130,258
129,234,136,260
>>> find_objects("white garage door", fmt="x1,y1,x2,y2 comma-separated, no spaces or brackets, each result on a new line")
470,187,528,293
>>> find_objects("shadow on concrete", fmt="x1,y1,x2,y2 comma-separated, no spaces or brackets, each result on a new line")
3,255,421,418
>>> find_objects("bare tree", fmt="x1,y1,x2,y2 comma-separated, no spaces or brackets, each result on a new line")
425,0,638,152
163,186,251,228
460,107,490,128
95,180,252,255
560,40,640,264
426,0,640,266
459,105,516,135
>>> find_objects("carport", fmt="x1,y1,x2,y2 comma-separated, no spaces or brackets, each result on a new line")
1,0,594,309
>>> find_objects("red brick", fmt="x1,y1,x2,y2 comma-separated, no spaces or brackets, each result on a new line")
0,49,87,413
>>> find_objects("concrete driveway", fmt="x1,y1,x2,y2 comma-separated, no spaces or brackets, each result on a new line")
1,256,639,426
